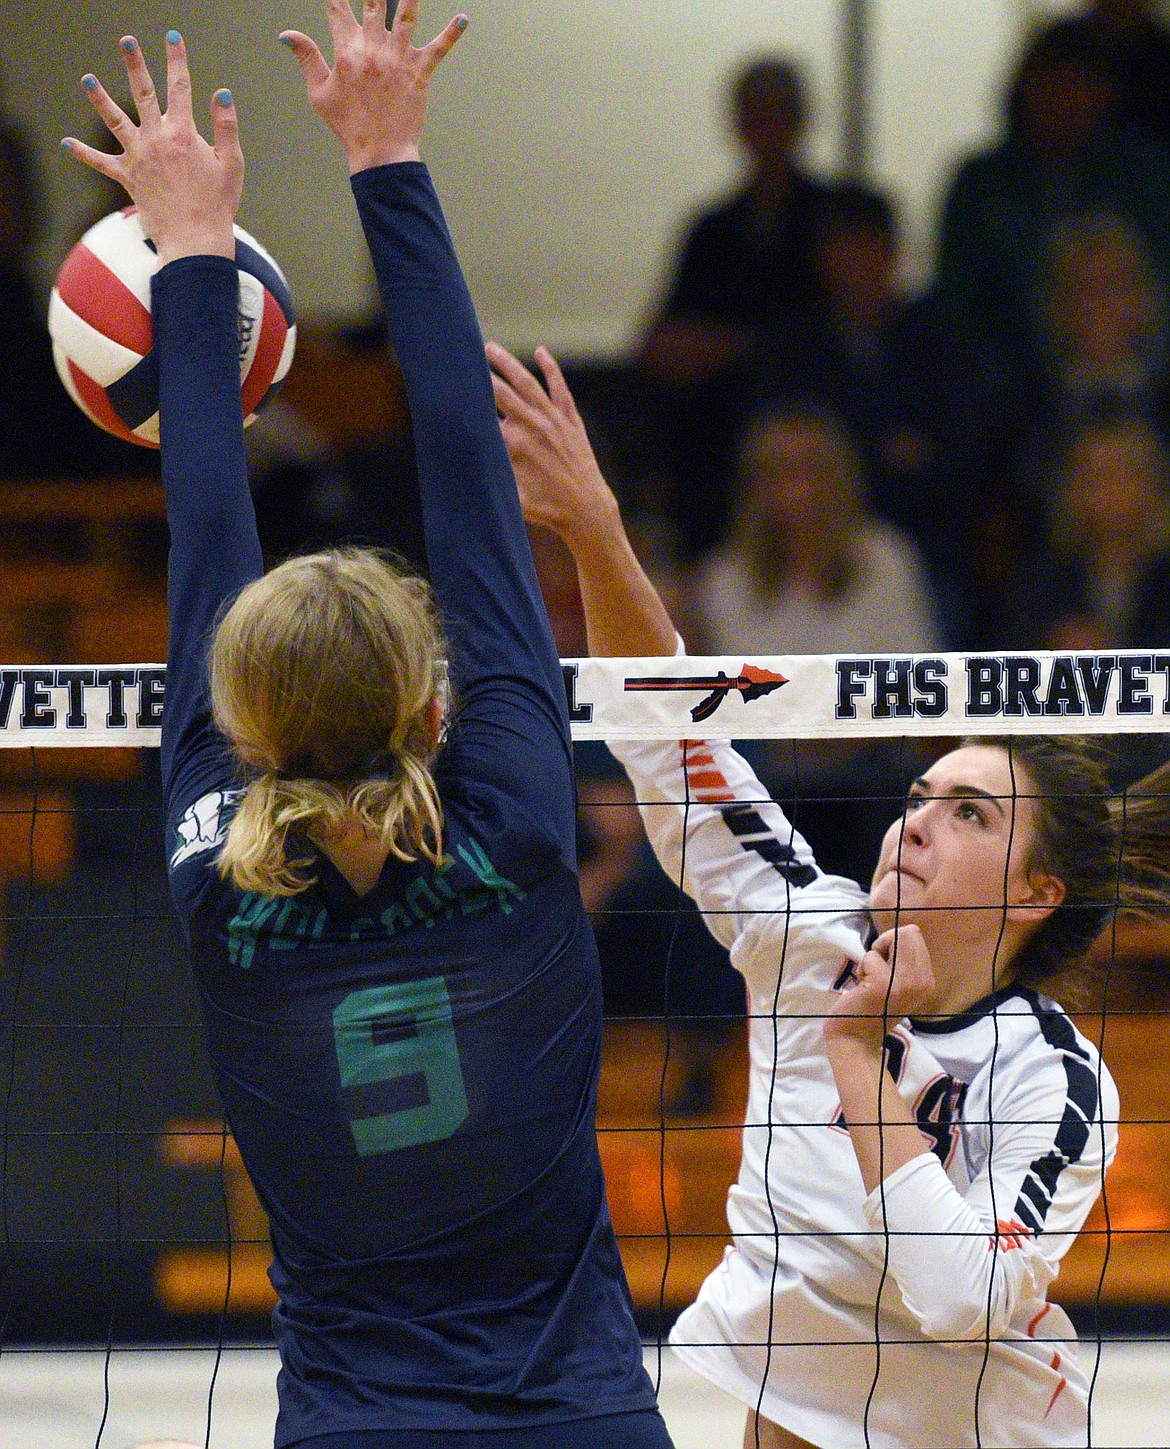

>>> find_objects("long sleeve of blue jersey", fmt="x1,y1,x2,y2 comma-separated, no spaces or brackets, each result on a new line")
155,255,263,823
351,163,576,866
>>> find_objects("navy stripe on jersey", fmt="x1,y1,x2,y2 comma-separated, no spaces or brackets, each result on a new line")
1012,994,1099,1234
719,803,818,888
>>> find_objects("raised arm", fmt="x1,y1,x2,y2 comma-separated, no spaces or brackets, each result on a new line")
282,4,564,719
488,343,677,659
64,34,259,809
490,345,876,982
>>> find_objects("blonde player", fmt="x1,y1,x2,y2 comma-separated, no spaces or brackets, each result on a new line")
490,343,1170,1449
65,11,671,1448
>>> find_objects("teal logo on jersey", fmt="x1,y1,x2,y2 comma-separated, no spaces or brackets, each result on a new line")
226,836,526,968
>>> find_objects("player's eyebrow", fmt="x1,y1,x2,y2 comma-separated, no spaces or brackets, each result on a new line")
909,778,1008,818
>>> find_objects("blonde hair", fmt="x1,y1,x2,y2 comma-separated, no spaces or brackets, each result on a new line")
210,548,445,896
732,405,865,602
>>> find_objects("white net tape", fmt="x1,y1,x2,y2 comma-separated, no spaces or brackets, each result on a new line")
3,651,1170,746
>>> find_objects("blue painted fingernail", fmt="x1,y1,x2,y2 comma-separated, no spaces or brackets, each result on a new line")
82,74,97,91
456,15,468,27
61,138,73,151
121,37,136,53
278,34,295,47
217,89,233,107
167,29,182,45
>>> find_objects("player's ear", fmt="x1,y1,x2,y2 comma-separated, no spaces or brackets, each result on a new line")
1008,870,1065,927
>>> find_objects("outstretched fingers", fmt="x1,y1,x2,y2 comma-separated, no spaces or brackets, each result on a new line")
279,30,332,92
210,88,244,180
391,0,420,41
486,342,551,414
491,373,535,433
324,0,362,48
61,127,125,186
79,66,136,149
533,346,578,418
120,35,163,126
162,29,195,123
420,13,469,72
362,0,390,38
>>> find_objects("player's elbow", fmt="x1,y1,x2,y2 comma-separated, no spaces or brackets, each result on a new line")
911,1289,1010,1343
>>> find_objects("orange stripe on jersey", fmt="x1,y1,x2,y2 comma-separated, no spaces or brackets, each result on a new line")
1044,1362,1068,1420
689,772,736,800
1027,1303,1052,1338
680,741,736,802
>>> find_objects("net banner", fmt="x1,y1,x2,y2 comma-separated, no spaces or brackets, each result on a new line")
3,652,1170,747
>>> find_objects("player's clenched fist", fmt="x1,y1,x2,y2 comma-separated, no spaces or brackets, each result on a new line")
824,924,935,1045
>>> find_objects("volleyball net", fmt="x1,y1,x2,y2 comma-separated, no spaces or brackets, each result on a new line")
1,651,1169,1440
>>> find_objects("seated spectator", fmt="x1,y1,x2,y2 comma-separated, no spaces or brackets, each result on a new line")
754,181,1011,646
638,55,832,558
1012,408,1170,650
1040,208,1170,435
937,17,1170,383
1076,0,1170,148
692,404,942,885
694,404,943,657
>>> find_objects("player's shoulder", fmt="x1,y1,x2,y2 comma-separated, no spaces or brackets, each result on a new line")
969,987,1114,1105
167,784,246,918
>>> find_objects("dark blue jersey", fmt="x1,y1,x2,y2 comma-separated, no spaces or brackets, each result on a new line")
156,165,656,1445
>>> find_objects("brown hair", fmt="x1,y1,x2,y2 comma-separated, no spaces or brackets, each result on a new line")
210,547,445,896
970,736,1170,1005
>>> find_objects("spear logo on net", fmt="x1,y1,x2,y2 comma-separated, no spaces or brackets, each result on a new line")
624,664,789,723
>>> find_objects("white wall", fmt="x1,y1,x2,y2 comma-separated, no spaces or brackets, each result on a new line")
0,1,1139,356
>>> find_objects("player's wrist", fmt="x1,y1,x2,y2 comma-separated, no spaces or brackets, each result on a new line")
563,488,623,561
154,232,236,266
347,141,422,174
823,1012,886,1053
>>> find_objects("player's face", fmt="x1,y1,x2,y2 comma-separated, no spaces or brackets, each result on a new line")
869,746,1057,976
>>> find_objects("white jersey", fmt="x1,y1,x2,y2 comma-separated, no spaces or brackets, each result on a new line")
608,733,1119,1449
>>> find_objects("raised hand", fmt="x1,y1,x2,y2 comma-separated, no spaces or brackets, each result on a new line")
63,32,242,266
824,925,936,1045
280,0,467,173
487,342,618,550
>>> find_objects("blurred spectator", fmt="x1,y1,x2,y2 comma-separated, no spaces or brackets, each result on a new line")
0,116,114,478
691,402,941,889
638,56,832,558
1040,208,1170,434
1077,0,1170,148
754,180,1011,646
1011,408,1170,650
936,17,1170,382
693,404,942,657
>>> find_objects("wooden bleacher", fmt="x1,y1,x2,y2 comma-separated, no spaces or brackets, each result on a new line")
147,983,1170,1326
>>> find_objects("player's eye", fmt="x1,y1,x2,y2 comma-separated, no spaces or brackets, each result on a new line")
956,801,984,824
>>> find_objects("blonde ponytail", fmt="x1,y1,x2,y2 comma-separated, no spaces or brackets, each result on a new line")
209,548,447,897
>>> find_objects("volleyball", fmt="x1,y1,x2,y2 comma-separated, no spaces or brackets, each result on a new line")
48,206,296,448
